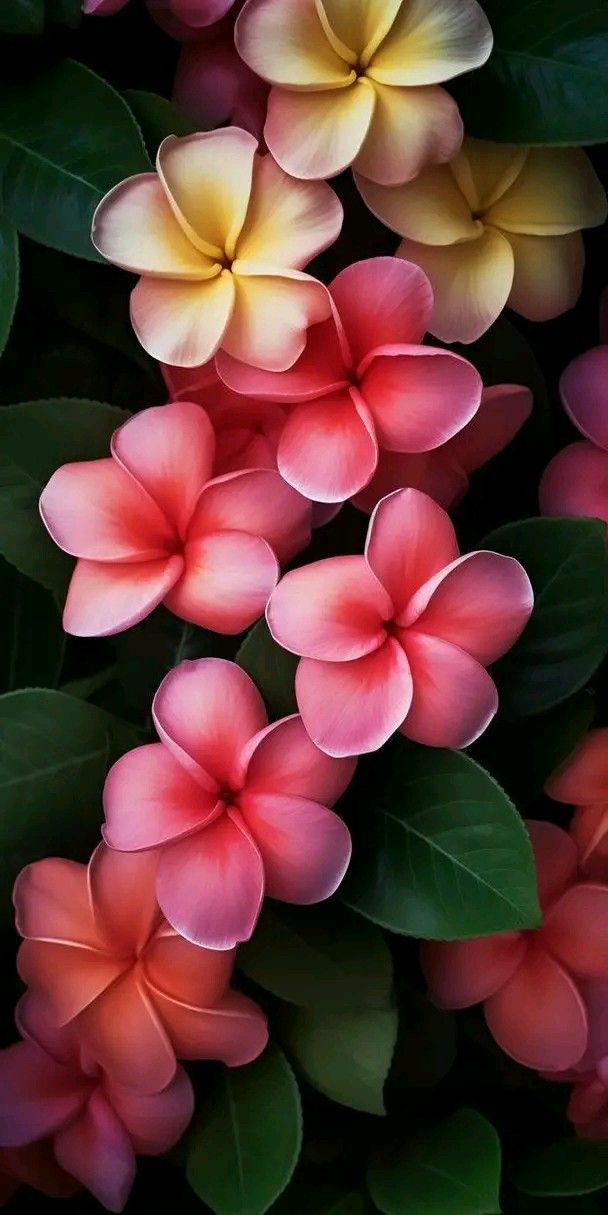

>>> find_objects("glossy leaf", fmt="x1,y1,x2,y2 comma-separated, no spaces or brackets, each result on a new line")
0,217,18,358
0,0,44,33
281,1005,398,1116
237,618,298,720
514,1139,608,1197
124,89,197,156
116,613,234,715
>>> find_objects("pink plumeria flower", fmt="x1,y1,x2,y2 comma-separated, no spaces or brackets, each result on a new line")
173,20,269,136
0,1013,194,1213
546,728,608,883
353,384,533,513
422,822,608,1073
84,0,235,27
39,401,310,638
218,257,483,504
103,658,354,950
266,487,533,757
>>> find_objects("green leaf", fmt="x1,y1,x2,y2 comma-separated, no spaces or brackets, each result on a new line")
0,60,149,260
239,902,393,1011
187,1046,302,1215
45,0,82,25
0,398,129,595
514,1139,608,1197
124,90,198,156
0,689,142,923
237,618,298,719
481,518,608,717
0,218,18,358
368,1109,501,1215
451,2,608,144
116,613,234,715
342,738,540,939
0,558,64,694
0,0,44,34
271,1185,366,1215
281,1005,398,1115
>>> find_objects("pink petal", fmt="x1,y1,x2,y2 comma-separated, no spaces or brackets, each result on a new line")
111,402,215,539
448,384,533,474
239,791,351,903
546,729,608,805
62,555,184,638
295,638,413,757
155,810,265,949
539,441,608,524
16,940,126,1027
527,819,579,911
400,632,498,748
0,1040,85,1147
420,933,526,1009
54,1090,136,1214
150,988,268,1066
15,991,82,1069
365,488,459,617
169,0,234,27
40,459,173,561
189,468,311,564
217,314,348,403
263,80,375,181
277,390,379,503
542,884,608,980
103,743,221,852
353,82,463,188
173,33,268,140
242,714,356,805
77,971,176,1094
164,530,279,634
353,449,467,515
266,555,391,661
88,845,161,957
13,858,101,949
144,930,235,1009
329,257,433,365
580,981,608,1070
152,658,267,792
485,943,588,1070
105,1065,194,1156
360,346,482,452
570,803,608,879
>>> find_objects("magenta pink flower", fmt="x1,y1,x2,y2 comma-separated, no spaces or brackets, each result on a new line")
103,658,354,950
174,23,269,137
546,729,608,883
84,0,235,30
39,400,310,638
218,257,482,503
422,822,608,1072
0,1014,193,1213
266,487,533,757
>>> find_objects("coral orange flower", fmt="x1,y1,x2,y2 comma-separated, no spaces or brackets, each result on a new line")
546,729,608,883
39,401,310,637
357,140,607,342
14,845,268,1094
218,257,482,503
422,822,608,1072
267,488,533,756
104,658,354,949
235,0,492,184
92,128,342,368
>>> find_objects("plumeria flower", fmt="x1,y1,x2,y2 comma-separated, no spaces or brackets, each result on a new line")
91,128,342,368
103,659,354,950
422,822,608,1072
84,0,235,30
546,729,608,883
14,845,268,1094
0,1144,78,1207
353,383,533,514
266,488,533,757
235,0,492,184
0,1016,193,1214
218,257,483,503
357,139,607,343
174,22,269,138
39,401,310,638
542,982,608,1140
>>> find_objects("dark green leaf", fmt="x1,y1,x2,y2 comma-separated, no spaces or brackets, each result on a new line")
514,1138,608,1197
452,2,608,144
390,986,455,1090
0,398,129,595
46,0,82,25
281,1005,398,1115
0,558,64,694
116,612,234,715
236,618,298,719
0,217,18,358
342,738,540,939
124,89,198,156
187,1046,302,1215
271,1185,365,1215
482,518,608,716
239,902,393,1011
0,60,149,260
0,0,44,34
368,1109,501,1215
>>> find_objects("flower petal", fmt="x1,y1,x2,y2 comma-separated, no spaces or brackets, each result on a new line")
144,931,235,1009
239,791,351,903
397,228,514,344
448,384,533,473
365,487,459,617
0,1040,85,1147
400,632,498,748
40,459,173,561
63,554,184,638
353,449,467,515
17,940,126,1026
150,988,268,1066
367,0,493,85
235,0,352,88
78,971,176,1093
130,272,235,367
264,80,375,180
217,314,348,403
355,82,462,187
420,933,526,1008
92,175,216,278
507,231,584,323
527,819,578,911
356,162,479,244
485,148,607,236
173,32,269,140
156,811,265,949
103,743,220,852
560,346,608,450
277,391,379,503
224,267,331,371
105,1066,194,1156
484,943,588,1071
330,256,434,361
189,468,311,564
157,130,257,260
543,884,608,980
267,555,391,660
13,858,100,949
539,441,608,525
546,730,608,805
243,714,356,804
54,1090,135,1213
236,152,343,268
165,530,279,634
295,638,413,757
361,347,481,452
570,804,608,879
451,140,528,214
88,845,161,957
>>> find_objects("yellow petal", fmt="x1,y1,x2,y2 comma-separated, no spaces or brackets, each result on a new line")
226,266,331,370
397,228,514,344
130,271,235,367
486,148,608,236
92,175,218,279
368,0,493,86
157,130,257,261
354,81,462,186
355,161,479,244
451,138,528,213
507,231,585,322
235,154,343,268
264,79,375,180
235,0,353,89
314,0,402,65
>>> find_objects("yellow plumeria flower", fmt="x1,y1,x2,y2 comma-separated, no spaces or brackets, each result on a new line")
92,127,342,369
235,0,492,184
357,138,607,344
